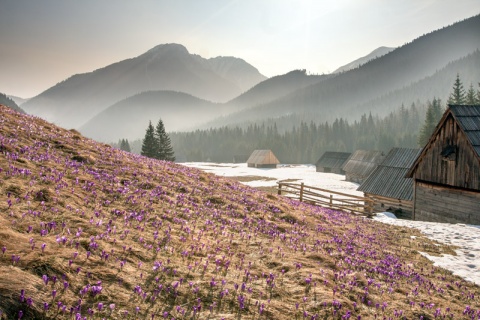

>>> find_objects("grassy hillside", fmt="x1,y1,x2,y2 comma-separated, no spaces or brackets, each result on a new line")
0,105,479,319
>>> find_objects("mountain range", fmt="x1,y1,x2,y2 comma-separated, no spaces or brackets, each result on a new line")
79,69,332,141
17,14,480,142
210,15,480,128
20,43,266,129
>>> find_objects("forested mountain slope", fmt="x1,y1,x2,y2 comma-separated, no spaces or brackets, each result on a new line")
208,15,480,128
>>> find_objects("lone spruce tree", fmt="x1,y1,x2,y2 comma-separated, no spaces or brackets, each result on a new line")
155,119,175,161
141,121,158,158
447,74,466,105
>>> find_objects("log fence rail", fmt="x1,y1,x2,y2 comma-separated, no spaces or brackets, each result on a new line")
277,181,374,217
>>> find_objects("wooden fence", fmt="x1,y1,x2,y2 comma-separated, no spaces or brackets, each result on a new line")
277,181,374,217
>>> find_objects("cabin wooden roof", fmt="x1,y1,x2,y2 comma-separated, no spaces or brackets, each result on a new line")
407,105,480,177
316,151,351,168
358,148,421,200
247,150,280,165
342,150,385,177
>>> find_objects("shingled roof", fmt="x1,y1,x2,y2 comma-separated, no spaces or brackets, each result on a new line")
443,105,480,157
358,148,421,200
247,150,280,166
342,150,385,178
316,152,351,169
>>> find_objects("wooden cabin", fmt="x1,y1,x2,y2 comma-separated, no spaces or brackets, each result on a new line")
407,105,480,224
247,150,280,168
357,148,421,216
342,150,385,184
315,152,351,174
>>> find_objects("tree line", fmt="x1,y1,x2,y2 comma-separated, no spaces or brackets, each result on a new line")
169,103,425,164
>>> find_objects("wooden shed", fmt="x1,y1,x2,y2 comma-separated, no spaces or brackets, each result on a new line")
247,150,280,168
342,150,385,184
406,105,480,224
315,152,351,174
357,148,421,216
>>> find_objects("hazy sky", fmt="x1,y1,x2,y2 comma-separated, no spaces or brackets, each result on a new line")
1,0,479,98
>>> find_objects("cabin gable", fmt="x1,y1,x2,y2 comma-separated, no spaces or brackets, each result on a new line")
410,113,480,190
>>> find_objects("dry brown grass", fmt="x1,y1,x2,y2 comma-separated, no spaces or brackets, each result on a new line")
0,105,479,319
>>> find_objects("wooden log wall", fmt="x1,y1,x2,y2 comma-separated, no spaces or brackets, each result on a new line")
414,181,480,224
365,193,413,214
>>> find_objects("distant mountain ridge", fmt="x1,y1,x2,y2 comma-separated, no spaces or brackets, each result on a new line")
80,91,219,142
225,69,330,112
206,56,266,93
332,46,395,73
20,43,266,129
209,14,480,128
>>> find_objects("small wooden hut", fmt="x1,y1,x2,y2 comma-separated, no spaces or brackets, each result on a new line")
315,152,351,174
342,150,385,184
247,150,280,168
357,148,421,216
406,105,480,224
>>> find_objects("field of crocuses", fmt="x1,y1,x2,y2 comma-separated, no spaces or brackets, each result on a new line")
0,104,479,319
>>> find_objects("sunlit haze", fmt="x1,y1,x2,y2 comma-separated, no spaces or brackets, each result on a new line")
1,0,479,98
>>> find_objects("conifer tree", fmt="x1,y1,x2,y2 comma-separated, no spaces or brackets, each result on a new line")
477,83,480,104
119,139,131,152
447,74,466,105
141,121,158,158
155,119,175,161
466,83,477,105
418,98,443,146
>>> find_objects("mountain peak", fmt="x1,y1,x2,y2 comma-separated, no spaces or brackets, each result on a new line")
145,43,189,56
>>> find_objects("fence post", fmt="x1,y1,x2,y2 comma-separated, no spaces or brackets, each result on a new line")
278,183,282,195
299,183,304,202
367,197,373,216
329,194,333,208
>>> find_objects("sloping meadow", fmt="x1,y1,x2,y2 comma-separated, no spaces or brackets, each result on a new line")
0,105,478,319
